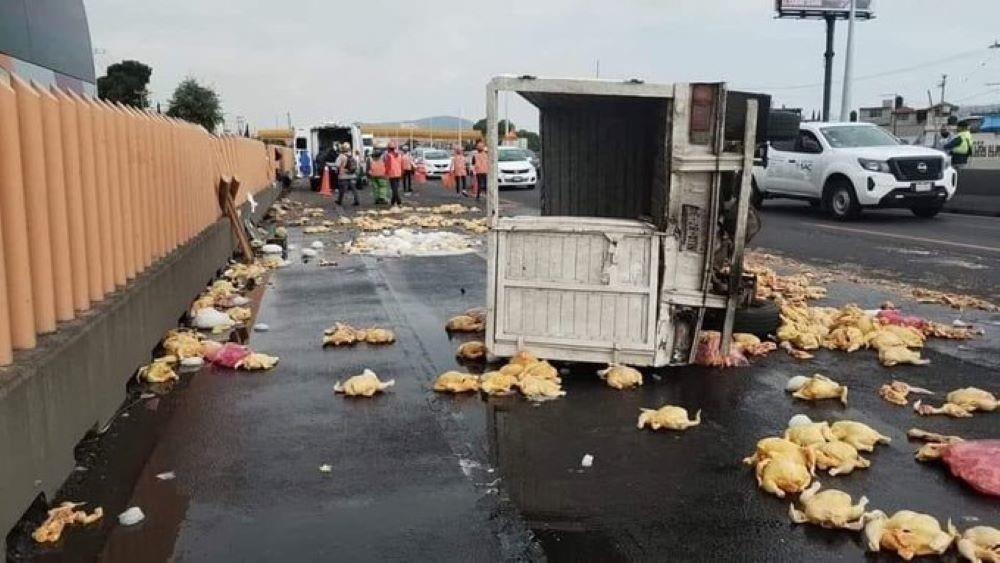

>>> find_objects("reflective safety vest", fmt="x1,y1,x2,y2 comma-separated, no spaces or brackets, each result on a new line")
451,154,467,176
473,150,490,175
953,131,973,155
368,158,386,178
384,152,403,178
402,154,414,171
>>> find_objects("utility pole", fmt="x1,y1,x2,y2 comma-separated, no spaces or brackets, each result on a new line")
839,0,857,122
938,74,948,105
595,59,600,79
822,15,836,121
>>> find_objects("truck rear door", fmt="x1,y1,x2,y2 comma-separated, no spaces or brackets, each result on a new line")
489,216,660,366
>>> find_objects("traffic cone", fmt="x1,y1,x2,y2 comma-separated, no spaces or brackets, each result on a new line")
318,166,333,198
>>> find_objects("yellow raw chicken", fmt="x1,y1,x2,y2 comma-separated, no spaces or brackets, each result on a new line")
829,421,891,452
878,345,929,367
784,422,835,447
743,437,815,472
498,363,525,378
334,369,395,397
755,456,813,498
362,328,396,345
874,325,926,348
31,502,103,543
323,323,357,346
810,440,870,476
878,380,934,406
913,400,973,418
138,359,178,383
190,294,215,315
163,330,203,359
788,482,868,530
864,510,958,560
946,387,997,412
787,374,848,406
445,314,484,332
956,526,1000,563
597,364,643,390
637,405,701,431
734,333,778,357
433,371,480,393
236,353,279,371
508,350,539,367
208,280,236,299
522,361,560,381
480,371,519,396
456,341,488,361
824,326,866,353
517,375,565,402
228,306,252,323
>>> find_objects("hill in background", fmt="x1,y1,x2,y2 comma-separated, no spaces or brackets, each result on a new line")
368,115,474,129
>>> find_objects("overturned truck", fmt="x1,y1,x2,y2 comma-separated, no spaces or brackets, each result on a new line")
484,76,795,367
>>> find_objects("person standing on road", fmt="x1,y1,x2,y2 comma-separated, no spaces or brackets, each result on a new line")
334,142,359,206
367,147,389,205
472,141,490,201
450,146,468,196
383,141,404,206
943,122,974,169
401,146,415,193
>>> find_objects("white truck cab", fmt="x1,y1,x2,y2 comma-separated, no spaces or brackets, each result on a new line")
752,122,957,219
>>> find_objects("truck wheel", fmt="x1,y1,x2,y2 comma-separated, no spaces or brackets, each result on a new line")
911,202,943,218
702,300,781,339
825,179,861,221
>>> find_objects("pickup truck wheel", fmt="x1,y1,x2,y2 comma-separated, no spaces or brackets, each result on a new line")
825,179,861,221
911,202,943,218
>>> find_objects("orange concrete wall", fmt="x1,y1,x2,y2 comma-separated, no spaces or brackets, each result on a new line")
0,71,273,366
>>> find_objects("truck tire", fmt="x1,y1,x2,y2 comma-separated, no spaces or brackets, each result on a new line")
825,178,861,221
911,202,943,218
702,300,781,339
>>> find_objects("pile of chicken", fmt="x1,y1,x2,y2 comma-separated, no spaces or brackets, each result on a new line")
31,502,103,543
322,323,396,347
777,303,978,367
745,416,889,497
433,351,566,402
748,264,829,305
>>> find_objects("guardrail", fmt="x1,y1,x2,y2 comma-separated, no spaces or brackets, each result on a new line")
0,73,272,366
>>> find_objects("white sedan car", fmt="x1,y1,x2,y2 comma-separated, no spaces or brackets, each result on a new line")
496,147,537,189
413,148,451,179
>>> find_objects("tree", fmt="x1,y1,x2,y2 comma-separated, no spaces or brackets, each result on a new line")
472,118,517,139
97,60,151,108
517,129,541,152
166,78,223,133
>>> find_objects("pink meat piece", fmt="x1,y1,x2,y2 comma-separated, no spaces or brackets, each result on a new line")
941,440,1000,497
876,309,927,330
694,331,749,368
208,342,251,369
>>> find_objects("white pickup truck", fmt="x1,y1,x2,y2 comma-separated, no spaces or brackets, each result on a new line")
752,122,957,219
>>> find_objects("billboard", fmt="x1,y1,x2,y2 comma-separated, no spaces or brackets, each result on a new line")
776,0,874,18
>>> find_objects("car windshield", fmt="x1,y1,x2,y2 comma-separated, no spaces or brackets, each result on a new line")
820,126,900,148
424,150,449,160
498,149,528,162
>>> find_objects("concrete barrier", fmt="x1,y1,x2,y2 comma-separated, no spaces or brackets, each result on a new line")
946,168,1000,216
0,184,279,552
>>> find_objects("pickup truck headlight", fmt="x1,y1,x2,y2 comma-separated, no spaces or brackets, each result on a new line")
858,158,891,173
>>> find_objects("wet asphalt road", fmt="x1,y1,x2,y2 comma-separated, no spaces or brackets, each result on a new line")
13,181,999,562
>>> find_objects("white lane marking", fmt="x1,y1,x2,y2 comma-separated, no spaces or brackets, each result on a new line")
808,223,1000,253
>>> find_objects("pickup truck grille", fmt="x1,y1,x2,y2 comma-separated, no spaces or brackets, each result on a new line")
505,168,530,174
890,157,943,182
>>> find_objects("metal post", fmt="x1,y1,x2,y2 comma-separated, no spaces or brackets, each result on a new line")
839,0,856,122
822,16,836,121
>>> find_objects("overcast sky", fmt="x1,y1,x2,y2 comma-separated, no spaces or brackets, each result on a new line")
85,0,1000,133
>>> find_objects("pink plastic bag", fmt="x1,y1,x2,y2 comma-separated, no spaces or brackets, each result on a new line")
207,342,250,368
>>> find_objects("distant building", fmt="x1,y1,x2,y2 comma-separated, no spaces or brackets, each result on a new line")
858,97,958,139
0,0,96,95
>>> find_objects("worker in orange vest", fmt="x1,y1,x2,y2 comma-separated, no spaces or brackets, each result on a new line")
450,146,468,196
472,141,490,201
383,141,404,206
367,146,389,205
401,146,415,193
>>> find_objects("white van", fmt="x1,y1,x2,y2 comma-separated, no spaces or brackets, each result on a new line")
307,123,365,189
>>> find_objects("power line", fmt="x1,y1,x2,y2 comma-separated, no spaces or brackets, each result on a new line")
749,48,985,91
